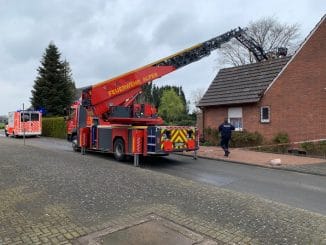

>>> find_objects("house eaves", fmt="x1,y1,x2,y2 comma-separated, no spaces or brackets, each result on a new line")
198,56,291,107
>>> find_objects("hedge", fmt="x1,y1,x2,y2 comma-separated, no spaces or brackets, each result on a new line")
42,117,66,139
230,130,264,148
201,128,264,147
301,141,326,157
202,127,220,145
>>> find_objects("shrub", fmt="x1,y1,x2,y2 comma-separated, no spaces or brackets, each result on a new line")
0,122,4,129
301,141,326,157
273,132,289,144
203,127,220,145
42,117,66,139
300,142,314,152
201,128,264,148
271,132,290,153
171,118,196,126
200,141,215,146
230,130,264,147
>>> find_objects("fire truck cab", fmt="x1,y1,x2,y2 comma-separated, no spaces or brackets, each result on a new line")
5,111,42,137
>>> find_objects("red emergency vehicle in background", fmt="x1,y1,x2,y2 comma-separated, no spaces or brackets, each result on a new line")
65,27,267,165
5,110,42,137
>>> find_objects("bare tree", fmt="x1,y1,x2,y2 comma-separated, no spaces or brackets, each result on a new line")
218,17,301,66
191,88,206,113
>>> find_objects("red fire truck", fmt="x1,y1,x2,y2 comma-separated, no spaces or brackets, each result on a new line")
5,110,42,137
65,27,266,165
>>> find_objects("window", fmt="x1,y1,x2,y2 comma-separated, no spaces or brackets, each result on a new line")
31,113,39,121
228,107,243,131
229,118,243,130
260,106,270,123
21,113,30,122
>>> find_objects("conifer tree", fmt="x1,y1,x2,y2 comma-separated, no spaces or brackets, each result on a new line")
31,43,75,115
62,59,76,101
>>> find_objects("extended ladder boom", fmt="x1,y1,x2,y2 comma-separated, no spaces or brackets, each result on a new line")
154,27,245,69
82,27,264,118
234,30,268,62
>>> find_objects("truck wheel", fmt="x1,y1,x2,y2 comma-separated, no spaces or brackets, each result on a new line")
113,138,125,161
4,130,9,137
72,135,80,152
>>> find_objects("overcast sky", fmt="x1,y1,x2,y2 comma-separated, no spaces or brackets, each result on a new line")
0,0,325,115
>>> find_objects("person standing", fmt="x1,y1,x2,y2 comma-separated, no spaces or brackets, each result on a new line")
218,118,235,157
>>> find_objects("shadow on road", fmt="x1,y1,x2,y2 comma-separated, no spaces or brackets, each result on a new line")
83,151,191,169
140,155,195,170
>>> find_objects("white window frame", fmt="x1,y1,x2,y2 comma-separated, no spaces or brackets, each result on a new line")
228,107,243,131
260,106,270,123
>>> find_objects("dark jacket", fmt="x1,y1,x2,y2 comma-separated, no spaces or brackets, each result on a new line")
218,122,235,139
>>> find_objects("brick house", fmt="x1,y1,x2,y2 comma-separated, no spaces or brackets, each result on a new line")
198,15,326,143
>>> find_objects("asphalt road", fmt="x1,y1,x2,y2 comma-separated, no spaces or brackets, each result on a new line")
0,134,326,244
2,132,326,215
142,154,326,215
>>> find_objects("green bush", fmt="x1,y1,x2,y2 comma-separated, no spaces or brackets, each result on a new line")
0,122,4,129
230,130,264,147
172,118,196,126
301,141,326,157
165,119,196,126
42,117,66,139
300,142,314,152
200,141,215,146
203,127,220,145
201,128,264,147
273,132,289,144
270,132,290,153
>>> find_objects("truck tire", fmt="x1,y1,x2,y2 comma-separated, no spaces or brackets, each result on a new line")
113,138,125,161
4,129,9,137
72,135,80,152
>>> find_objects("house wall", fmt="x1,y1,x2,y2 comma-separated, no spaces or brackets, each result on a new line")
201,17,326,143
202,104,263,134
259,17,326,142
202,106,228,130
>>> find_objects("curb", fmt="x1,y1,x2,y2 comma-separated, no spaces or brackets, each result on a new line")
175,153,326,177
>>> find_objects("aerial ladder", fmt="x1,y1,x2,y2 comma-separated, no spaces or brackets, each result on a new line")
66,27,266,166
234,30,268,62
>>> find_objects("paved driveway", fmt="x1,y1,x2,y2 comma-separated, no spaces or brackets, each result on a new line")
0,137,325,244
